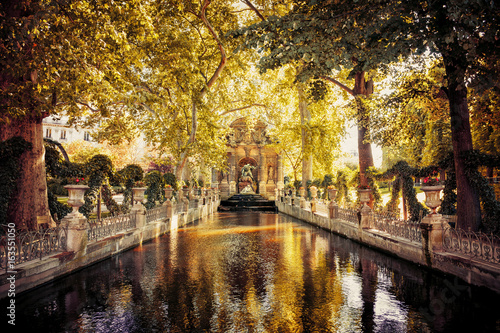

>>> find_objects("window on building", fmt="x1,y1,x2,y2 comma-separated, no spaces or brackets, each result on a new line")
45,128,52,138
60,130,66,140
84,131,91,141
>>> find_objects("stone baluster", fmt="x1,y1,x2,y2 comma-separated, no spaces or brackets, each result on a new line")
310,186,318,213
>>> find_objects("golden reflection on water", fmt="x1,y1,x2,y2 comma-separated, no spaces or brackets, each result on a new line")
152,214,350,332
13,212,500,332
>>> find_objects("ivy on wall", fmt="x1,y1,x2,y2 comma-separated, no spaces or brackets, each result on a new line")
144,170,165,209
369,161,432,221
463,150,500,234
116,164,144,212
80,154,119,218
0,137,33,224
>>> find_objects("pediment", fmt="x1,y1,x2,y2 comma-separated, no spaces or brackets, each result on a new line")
227,117,271,146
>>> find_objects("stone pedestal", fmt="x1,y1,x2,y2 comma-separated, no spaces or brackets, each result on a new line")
61,215,88,257
421,214,445,253
328,200,338,219
132,204,146,228
230,181,237,195
259,181,267,197
359,204,373,229
162,199,173,220
310,186,318,213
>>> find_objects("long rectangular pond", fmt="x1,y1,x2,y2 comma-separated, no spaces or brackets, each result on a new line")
3,212,500,332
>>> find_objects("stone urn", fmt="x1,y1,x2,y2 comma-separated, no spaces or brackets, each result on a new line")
328,187,338,202
164,187,173,201
421,185,445,214
64,185,89,216
182,187,190,200
299,187,305,198
310,186,318,200
132,187,147,205
358,188,371,206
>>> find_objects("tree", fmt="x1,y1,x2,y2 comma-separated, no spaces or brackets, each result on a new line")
1,1,153,228
231,1,384,195
354,0,500,231
237,0,500,231
370,58,453,167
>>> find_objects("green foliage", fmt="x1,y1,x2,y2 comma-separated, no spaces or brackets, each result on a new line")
365,168,382,209
47,190,71,221
370,161,430,221
117,164,144,211
440,168,457,216
80,154,119,218
333,169,354,205
0,137,33,224
144,170,165,209
463,151,500,234
163,172,178,190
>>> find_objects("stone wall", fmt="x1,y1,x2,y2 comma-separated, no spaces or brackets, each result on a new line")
0,199,220,299
277,200,500,294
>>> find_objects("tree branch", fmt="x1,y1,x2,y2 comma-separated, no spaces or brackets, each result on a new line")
319,75,355,96
219,103,268,116
242,0,266,21
199,0,227,98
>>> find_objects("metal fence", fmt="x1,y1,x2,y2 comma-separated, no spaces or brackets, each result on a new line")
372,211,423,243
88,213,136,242
0,226,67,272
443,227,500,264
337,206,359,225
146,206,167,224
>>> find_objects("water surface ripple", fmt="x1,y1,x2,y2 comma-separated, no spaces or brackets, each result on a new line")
6,212,500,332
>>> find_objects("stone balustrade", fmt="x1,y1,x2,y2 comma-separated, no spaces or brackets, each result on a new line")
0,191,221,298
274,188,500,293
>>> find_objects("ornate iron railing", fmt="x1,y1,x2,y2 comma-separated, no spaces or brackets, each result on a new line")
146,206,167,223
443,227,500,264
372,212,422,243
88,213,136,242
0,226,67,272
337,206,359,224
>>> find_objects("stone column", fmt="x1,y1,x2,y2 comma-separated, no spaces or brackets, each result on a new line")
229,153,237,195
277,154,284,190
211,168,219,188
259,151,266,196
132,204,146,229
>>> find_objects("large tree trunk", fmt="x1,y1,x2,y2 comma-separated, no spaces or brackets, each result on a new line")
298,83,313,187
353,72,375,189
443,58,482,231
0,116,51,230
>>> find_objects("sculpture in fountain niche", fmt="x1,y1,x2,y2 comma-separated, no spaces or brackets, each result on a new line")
239,163,256,193
240,164,255,182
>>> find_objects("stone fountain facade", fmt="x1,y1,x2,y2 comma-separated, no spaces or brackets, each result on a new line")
212,118,283,200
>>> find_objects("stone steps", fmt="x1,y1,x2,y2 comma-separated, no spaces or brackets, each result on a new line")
218,194,277,212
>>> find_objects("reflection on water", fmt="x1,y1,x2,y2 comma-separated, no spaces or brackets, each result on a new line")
6,212,500,332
